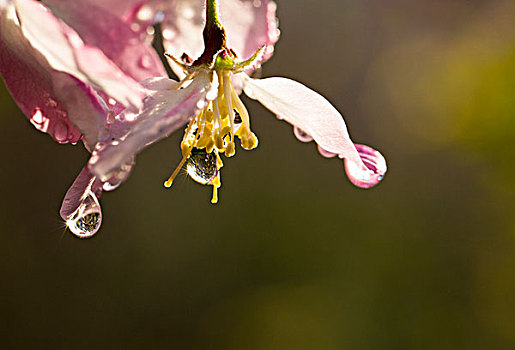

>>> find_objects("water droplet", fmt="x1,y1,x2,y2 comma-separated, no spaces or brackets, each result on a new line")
317,145,337,158
162,28,175,40
66,191,102,238
186,148,218,185
293,126,313,142
154,11,165,23
146,26,155,36
130,22,141,32
103,158,134,191
139,54,152,68
136,5,154,21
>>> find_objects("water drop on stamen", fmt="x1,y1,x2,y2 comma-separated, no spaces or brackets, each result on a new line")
66,191,102,238
293,126,313,142
186,148,218,185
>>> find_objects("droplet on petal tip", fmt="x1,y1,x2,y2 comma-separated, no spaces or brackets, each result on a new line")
66,190,102,238
344,144,387,189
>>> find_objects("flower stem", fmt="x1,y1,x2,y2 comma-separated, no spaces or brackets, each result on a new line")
194,0,227,66
206,0,222,28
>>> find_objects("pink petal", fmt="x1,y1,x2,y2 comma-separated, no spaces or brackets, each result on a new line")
243,76,387,188
68,0,149,21
12,0,145,109
161,0,279,76
60,166,103,220
344,144,386,188
89,73,217,181
43,0,166,81
221,0,279,64
0,6,105,146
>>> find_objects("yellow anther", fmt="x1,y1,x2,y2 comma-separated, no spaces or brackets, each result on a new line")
225,141,235,157
164,155,188,188
205,110,214,123
206,139,215,153
215,134,224,150
220,125,231,137
181,141,191,156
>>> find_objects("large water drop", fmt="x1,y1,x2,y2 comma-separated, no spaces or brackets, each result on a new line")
186,148,218,185
66,190,102,238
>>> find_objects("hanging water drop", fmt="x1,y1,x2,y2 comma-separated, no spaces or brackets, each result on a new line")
186,148,218,185
293,126,313,142
66,190,102,238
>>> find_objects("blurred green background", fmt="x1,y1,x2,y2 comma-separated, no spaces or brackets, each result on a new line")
2,0,515,348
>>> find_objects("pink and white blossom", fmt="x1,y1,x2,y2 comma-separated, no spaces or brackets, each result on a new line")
1,0,386,237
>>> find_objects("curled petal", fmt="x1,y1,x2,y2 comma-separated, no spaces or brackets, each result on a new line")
161,0,279,77
89,73,217,181
12,0,145,109
43,0,166,81
60,166,103,220
0,5,105,146
344,144,386,188
243,75,387,188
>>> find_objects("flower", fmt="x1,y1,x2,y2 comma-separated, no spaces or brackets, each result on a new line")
87,0,387,208
1,0,387,237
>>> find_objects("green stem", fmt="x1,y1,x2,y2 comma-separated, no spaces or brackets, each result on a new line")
194,0,227,66
206,0,221,28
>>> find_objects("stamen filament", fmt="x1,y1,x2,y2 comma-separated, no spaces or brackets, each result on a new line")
164,156,188,187
222,72,236,135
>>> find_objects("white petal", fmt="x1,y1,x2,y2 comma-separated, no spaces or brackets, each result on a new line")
89,72,216,181
243,75,387,188
243,76,364,167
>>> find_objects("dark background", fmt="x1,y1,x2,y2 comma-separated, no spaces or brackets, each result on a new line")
2,0,515,348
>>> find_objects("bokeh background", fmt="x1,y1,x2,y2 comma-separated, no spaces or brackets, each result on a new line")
2,0,515,348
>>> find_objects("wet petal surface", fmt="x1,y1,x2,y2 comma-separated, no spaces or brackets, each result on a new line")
243,76,387,188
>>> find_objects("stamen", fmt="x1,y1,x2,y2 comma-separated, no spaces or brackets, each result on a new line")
164,112,203,187
222,72,236,142
164,156,188,188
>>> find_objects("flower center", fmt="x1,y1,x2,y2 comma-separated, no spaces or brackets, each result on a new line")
164,70,258,203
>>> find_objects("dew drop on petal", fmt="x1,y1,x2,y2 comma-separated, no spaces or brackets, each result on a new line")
293,126,313,142
146,26,155,36
186,148,218,185
102,158,135,191
130,23,141,32
317,145,337,158
139,54,152,68
136,5,154,21
182,6,195,20
154,11,165,23
66,191,102,238
162,28,175,40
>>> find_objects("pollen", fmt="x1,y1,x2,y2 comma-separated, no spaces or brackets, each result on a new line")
164,69,258,203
